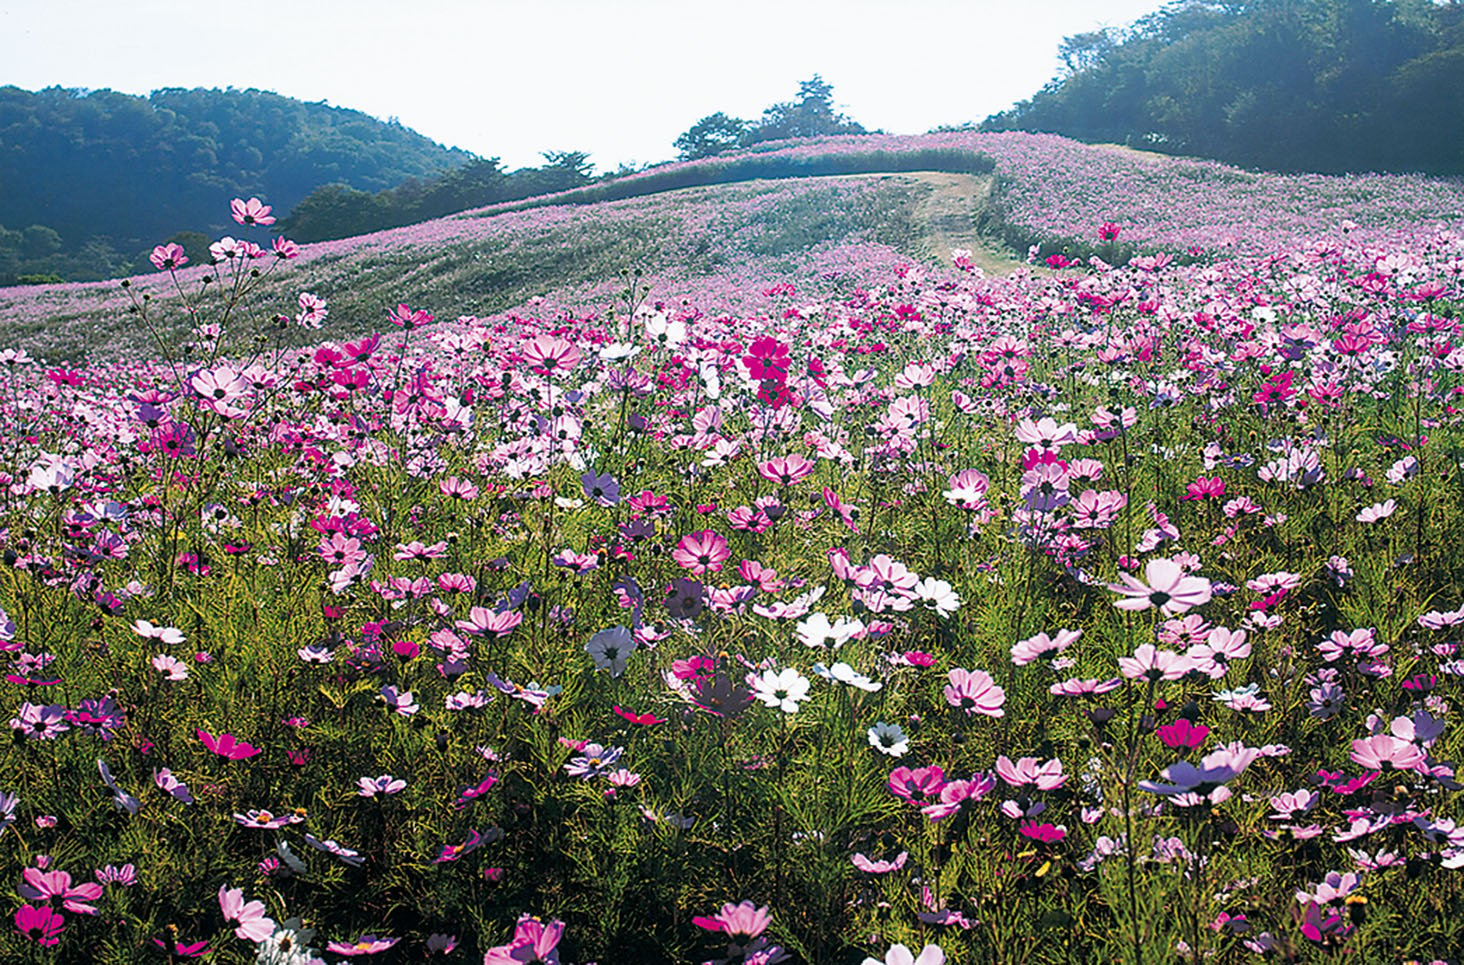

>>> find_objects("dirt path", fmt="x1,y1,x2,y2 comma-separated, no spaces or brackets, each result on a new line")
906,171,1024,274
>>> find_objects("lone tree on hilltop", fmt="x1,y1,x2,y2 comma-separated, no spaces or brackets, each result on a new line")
674,112,749,160
748,75,866,143
672,75,866,158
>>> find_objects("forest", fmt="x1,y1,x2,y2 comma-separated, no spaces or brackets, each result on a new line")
0,86,470,284
981,0,1464,175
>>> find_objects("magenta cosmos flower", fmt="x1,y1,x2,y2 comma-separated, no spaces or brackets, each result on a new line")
14,904,64,947
672,530,730,575
1108,558,1212,615
943,668,1006,717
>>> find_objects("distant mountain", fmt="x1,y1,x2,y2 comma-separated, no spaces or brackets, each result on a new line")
0,86,471,282
981,0,1464,176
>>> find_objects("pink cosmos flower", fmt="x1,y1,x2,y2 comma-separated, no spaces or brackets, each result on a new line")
151,654,189,681
920,773,996,820
995,756,1067,790
672,530,730,575
522,335,581,376
1108,558,1212,615
1049,676,1123,697
852,851,909,873
888,765,948,804
209,236,243,261
1356,499,1397,523
861,943,945,965
149,243,188,271
1010,629,1081,666
19,868,104,914
387,303,433,330
758,453,816,486
692,900,772,940
218,885,274,942
327,935,399,955
943,668,1006,717
455,606,523,637
230,197,275,226
1014,416,1079,450
1117,644,1192,682
1349,734,1427,773
1186,626,1250,678
357,775,406,797
482,914,565,964
1182,476,1225,500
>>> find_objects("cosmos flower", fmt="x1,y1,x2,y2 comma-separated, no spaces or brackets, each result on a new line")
749,667,811,713
867,721,910,757
943,668,1006,717
1109,558,1212,615
218,885,274,942
585,626,637,677
862,943,945,965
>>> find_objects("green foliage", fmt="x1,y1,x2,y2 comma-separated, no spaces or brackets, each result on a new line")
746,75,867,145
0,85,470,282
674,112,749,160
674,76,867,159
983,0,1464,174
281,153,599,243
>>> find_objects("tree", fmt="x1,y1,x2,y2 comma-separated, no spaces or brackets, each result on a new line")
674,112,748,160
1058,30,1115,75
21,224,62,260
745,75,865,144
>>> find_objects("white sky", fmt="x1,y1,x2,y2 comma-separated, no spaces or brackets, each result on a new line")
1,0,1162,173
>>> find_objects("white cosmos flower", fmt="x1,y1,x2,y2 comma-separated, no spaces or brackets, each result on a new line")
749,667,811,714
643,311,687,348
585,626,637,678
867,721,910,757
600,342,641,362
914,577,961,618
813,661,883,692
796,612,866,649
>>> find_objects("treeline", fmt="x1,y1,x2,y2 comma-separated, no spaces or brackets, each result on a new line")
281,151,599,242
982,0,1464,175
0,86,469,284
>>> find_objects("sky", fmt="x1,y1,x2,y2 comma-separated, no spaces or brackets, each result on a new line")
1,0,1164,173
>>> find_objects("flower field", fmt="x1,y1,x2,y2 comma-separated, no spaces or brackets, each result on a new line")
5,137,1464,963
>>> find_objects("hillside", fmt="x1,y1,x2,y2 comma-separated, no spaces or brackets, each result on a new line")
4,131,1464,362
0,86,470,282
982,0,1464,175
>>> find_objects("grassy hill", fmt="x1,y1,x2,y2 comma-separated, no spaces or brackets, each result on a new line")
4,131,1464,363
0,169,1011,362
